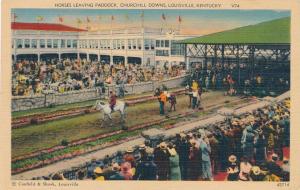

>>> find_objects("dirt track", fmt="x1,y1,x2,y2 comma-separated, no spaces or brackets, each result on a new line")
12,91,245,159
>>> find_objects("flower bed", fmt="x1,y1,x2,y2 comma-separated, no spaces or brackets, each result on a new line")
11,97,250,175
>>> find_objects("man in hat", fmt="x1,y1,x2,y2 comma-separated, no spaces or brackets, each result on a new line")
138,144,147,161
188,139,202,180
168,143,181,180
175,133,189,180
254,129,267,165
51,172,66,180
109,163,125,180
249,166,265,181
120,162,133,180
123,147,136,171
266,153,283,178
199,135,213,180
168,93,177,112
281,158,290,181
154,142,170,180
239,156,252,181
226,155,239,181
241,125,255,161
207,133,219,174
134,147,158,180
87,158,104,178
93,167,105,181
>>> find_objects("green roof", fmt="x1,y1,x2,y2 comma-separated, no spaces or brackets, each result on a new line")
180,17,290,44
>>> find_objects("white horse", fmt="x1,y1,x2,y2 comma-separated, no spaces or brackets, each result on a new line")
93,100,127,127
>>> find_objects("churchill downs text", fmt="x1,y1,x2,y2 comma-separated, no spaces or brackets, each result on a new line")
54,3,222,8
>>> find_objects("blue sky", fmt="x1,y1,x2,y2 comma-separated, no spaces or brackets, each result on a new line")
12,9,290,35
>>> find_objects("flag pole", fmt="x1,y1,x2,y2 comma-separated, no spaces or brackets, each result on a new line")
86,17,88,31
110,15,113,65
178,16,181,34
141,11,144,29
141,11,145,66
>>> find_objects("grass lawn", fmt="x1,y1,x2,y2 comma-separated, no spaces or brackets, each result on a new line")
12,99,97,119
12,87,184,119
12,91,239,158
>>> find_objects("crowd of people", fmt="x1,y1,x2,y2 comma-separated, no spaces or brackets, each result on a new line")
41,98,290,181
189,62,290,97
12,58,186,96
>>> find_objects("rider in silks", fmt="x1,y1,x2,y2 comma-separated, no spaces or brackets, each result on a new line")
109,91,117,111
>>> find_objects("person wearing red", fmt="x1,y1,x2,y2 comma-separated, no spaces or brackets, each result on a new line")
109,91,117,111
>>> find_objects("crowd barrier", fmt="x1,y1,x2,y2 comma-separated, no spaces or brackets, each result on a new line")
11,75,187,112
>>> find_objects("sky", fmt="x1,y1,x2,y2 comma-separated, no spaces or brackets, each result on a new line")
12,9,290,35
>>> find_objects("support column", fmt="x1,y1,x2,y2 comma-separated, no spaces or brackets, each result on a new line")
204,44,208,70
221,45,225,66
236,45,240,86
125,56,128,67
98,54,100,62
214,45,218,68
185,44,189,71
37,39,40,63
110,55,113,66
58,39,61,61
87,53,90,61
186,57,190,71
249,45,255,79
13,39,17,64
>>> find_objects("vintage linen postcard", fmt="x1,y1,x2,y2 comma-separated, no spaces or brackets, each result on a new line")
1,0,300,189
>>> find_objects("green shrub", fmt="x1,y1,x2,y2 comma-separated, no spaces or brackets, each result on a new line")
61,139,69,146
30,118,39,125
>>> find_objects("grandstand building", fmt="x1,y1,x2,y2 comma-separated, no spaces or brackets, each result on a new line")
11,22,194,67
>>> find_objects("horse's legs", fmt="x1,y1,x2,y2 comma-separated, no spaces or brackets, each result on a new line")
100,114,106,127
120,111,124,122
120,111,127,130
108,114,113,126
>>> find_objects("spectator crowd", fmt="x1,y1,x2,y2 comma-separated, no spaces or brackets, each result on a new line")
12,58,186,96
38,98,290,181
188,62,290,97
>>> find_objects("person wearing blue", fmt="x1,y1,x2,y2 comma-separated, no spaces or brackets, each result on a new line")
199,135,213,180
168,144,181,180
241,125,255,161
176,133,189,180
134,147,158,180
254,129,267,166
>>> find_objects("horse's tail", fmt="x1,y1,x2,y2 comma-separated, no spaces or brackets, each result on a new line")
92,100,98,109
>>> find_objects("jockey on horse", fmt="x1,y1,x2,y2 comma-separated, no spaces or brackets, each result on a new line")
109,91,117,111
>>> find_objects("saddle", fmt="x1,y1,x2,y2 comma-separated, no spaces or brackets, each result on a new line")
110,105,115,112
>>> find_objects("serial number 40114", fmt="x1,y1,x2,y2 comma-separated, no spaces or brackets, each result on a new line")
277,182,290,187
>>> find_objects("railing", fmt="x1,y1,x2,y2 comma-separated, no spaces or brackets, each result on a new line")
11,75,187,112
